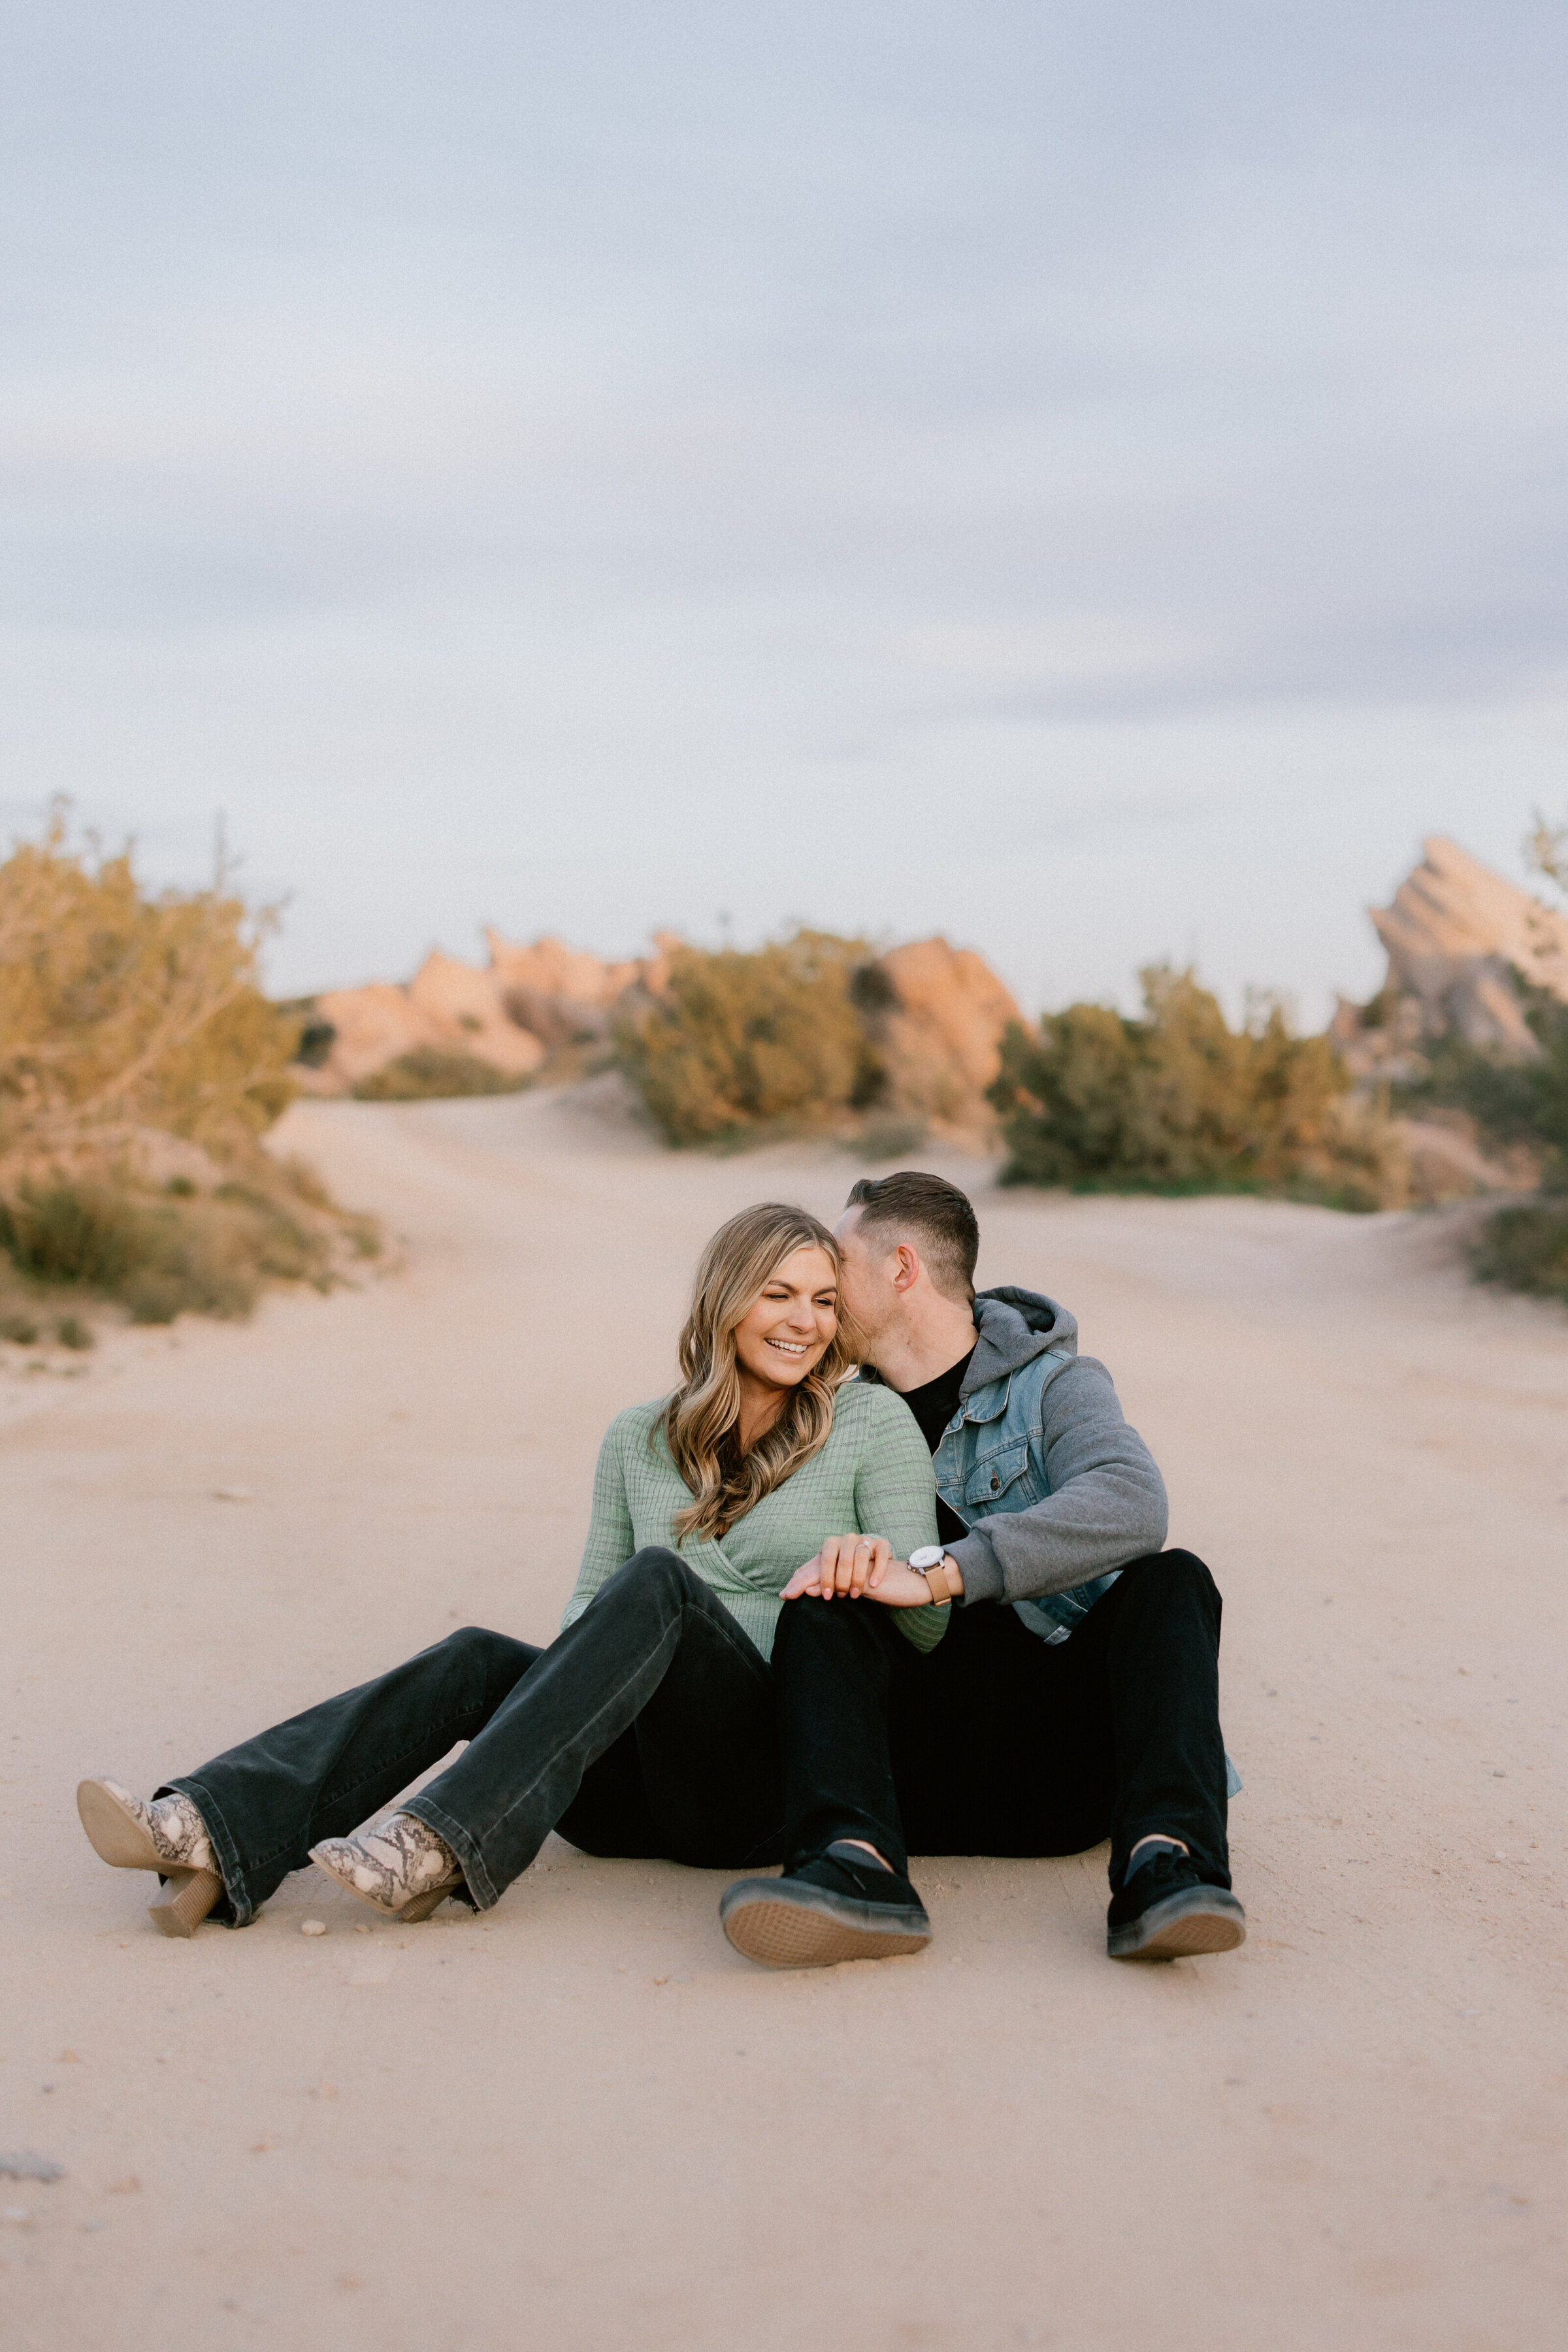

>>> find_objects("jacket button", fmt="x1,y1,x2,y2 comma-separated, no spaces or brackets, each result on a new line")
990,1473,1000,1490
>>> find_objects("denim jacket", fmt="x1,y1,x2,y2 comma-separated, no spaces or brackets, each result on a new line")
936,1346,1124,1643
864,1286,1170,1645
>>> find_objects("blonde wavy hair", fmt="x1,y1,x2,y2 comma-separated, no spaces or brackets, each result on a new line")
661,1201,858,1544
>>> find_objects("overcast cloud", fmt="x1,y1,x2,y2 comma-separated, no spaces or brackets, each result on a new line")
1,3,1563,1018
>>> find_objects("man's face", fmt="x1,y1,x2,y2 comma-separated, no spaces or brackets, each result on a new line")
834,1207,898,1341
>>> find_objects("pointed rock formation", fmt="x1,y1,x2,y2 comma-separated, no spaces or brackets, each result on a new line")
1333,836,1568,1079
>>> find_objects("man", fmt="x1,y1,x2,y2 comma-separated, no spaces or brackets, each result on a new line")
719,1169,1245,1968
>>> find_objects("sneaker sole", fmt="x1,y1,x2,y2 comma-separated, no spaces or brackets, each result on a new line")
1108,1886,1247,1962
720,1882,932,1970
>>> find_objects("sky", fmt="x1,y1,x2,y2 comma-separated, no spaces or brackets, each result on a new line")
1,3,1564,1021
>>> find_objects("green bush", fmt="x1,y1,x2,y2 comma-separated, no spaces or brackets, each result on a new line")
352,1048,529,1102
616,932,887,1146
1471,1201,1568,1301
988,966,1400,1208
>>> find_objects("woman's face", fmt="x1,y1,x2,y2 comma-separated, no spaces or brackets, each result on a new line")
732,1244,839,1393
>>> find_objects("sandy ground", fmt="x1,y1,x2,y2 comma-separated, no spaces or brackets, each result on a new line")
3,1081,1565,2351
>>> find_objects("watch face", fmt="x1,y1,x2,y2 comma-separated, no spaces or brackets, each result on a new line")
909,1546,943,1571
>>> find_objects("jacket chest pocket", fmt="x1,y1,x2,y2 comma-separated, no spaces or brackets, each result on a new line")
964,1437,1033,1512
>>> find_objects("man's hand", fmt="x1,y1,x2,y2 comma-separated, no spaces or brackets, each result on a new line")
779,1538,951,1609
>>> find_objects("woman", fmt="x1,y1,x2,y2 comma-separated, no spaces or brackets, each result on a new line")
77,1202,946,1961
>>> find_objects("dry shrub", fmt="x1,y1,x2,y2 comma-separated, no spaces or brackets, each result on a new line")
0,804,298,1171
0,808,378,1323
615,932,885,1146
1471,1201,1568,1301
1392,915,1568,1299
990,966,1405,1209
353,1047,530,1101
0,1166,377,1324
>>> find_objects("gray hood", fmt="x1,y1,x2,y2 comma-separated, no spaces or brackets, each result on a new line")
961,1287,1078,1397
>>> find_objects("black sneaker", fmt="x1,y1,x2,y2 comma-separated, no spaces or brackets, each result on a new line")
1106,1849,1246,1961
720,1842,932,1969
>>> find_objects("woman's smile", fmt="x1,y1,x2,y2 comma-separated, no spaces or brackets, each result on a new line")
730,1242,840,1437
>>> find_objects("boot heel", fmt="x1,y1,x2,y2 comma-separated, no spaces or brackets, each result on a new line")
399,1874,461,1924
148,1867,222,1938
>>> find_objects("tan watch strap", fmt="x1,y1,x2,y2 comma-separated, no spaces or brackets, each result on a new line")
922,1558,956,1606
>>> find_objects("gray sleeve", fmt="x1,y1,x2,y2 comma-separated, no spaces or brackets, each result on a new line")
945,1356,1168,1605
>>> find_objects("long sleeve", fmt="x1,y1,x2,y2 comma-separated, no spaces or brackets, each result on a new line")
947,1356,1168,1606
851,1386,949,1654
559,1416,639,1631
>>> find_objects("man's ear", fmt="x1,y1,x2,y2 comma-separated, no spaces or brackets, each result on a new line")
892,1243,921,1294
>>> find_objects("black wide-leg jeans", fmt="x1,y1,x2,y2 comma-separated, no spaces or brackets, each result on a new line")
772,1548,1232,1891
167,1550,817,1926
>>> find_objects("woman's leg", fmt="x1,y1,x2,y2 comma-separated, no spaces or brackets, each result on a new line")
162,1625,538,1923
405,1548,783,1906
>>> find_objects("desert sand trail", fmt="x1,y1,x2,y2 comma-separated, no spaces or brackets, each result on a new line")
3,1081,1565,2351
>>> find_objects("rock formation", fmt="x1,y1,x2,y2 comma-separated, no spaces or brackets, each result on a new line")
292,926,1021,1131
484,931,674,1051
870,939,1022,1135
1331,836,1568,1080
295,934,676,1096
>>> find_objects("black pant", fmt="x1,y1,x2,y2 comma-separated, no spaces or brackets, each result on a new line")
171,1546,1226,1927
171,1551,806,1925
772,1549,1230,1890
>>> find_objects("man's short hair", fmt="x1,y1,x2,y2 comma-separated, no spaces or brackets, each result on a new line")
844,1171,980,1303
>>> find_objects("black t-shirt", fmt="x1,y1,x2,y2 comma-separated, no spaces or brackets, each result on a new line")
896,1345,975,1549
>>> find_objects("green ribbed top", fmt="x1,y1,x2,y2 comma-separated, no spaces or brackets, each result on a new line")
561,1380,946,1659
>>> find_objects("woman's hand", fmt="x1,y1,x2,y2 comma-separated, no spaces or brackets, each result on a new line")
779,1539,942,1609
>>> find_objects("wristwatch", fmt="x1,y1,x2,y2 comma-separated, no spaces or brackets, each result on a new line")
909,1544,959,1605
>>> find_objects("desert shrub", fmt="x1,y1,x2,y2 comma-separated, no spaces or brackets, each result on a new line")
0,1172,342,1324
1,1311,40,1345
1471,1201,1568,1301
0,804,299,1175
616,932,885,1146
0,809,379,1322
1394,961,1568,1301
278,1002,336,1068
989,966,1401,1209
352,1048,530,1102
54,1315,93,1350
1397,975,1568,1188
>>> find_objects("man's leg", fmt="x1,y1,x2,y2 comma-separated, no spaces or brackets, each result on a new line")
166,1624,538,1924
1097,1549,1230,1887
1080,1549,1244,1958
407,1548,783,1906
716,1599,934,1969
771,1595,907,1870
750,1561,1242,1963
